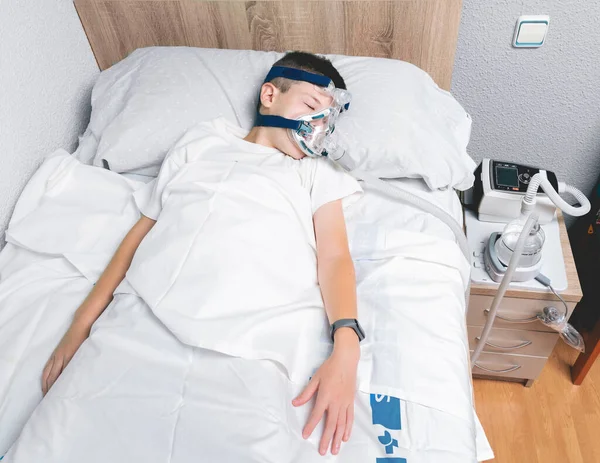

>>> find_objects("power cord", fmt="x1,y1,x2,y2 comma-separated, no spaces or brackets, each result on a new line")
534,273,569,317
534,273,584,352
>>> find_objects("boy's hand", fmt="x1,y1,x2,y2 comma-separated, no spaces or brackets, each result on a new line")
292,328,360,456
42,322,90,395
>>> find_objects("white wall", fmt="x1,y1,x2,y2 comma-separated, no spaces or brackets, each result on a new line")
0,0,98,250
452,0,600,225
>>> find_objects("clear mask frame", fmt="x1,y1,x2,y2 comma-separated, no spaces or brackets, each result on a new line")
291,82,352,158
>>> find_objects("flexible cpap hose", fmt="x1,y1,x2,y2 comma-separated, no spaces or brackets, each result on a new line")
561,183,591,214
332,153,472,305
522,172,591,217
348,169,471,264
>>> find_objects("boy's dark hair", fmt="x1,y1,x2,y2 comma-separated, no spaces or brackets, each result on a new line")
257,51,346,111
270,51,346,91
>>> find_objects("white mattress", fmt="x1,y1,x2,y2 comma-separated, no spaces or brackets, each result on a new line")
0,150,492,462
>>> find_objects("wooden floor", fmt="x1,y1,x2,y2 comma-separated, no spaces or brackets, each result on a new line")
474,342,600,462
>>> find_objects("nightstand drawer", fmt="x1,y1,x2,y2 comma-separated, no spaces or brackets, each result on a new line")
468,295,576,333
467,325,559,357
471,351,548,380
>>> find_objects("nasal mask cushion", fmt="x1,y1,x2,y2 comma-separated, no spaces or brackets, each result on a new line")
255,66,351,158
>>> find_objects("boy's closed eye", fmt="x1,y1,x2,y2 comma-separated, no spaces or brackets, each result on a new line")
307,92,326,110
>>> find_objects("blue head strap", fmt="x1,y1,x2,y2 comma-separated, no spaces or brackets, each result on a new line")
263,66,332,88
254,114,303,131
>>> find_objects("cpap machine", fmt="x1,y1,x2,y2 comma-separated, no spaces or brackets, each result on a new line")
463,159,590,283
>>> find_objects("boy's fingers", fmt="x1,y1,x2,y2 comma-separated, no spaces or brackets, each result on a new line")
303,399,326,439
344,405,354,441
331,409,347,455
293,377,319,407
47,356,64,394
319,407,338,455
42,356,55,395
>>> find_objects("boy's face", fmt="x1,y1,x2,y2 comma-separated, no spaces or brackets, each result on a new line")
259,81,334,160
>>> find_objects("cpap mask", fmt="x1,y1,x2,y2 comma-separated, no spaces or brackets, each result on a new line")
254,66,351,158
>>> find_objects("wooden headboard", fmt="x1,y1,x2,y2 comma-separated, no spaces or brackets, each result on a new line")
74,0,463,90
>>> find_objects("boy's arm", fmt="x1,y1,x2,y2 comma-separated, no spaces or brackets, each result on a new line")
42,214,156,394
292,199,360,456
72,214,156,329
313,201,358,327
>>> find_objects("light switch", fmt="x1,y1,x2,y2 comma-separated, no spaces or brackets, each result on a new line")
513,15,550,48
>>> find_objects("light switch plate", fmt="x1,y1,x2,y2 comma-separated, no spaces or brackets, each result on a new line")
513,15,550,48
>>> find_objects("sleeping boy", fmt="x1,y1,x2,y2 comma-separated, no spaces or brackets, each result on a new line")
41,51,364,457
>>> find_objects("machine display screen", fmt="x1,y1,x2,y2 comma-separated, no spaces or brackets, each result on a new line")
495,166,519,187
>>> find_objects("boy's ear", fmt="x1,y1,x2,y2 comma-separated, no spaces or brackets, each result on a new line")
259,82,278,109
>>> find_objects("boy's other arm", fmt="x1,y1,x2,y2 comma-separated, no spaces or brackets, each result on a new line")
292,199,360,456
41,214,156,394
72,214,156,328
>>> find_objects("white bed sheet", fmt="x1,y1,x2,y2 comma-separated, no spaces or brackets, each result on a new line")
0,150,492,461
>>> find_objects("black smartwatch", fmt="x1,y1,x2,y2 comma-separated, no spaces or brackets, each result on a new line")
330,319,366,343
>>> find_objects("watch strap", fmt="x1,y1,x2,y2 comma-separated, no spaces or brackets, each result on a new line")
330,318,366,343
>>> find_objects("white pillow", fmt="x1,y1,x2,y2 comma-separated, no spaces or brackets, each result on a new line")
85,47,474,190
330,55,475,190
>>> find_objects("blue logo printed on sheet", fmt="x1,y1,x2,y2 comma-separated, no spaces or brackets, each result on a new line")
378,430,399,454
370,394,401,430
375,459,407,463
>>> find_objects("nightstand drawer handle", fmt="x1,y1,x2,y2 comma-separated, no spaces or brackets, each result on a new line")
484,308,538,323
473,363,522,374
476,337,532,351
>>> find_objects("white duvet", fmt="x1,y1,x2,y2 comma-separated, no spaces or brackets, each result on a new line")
0,150,493,462
124,119,362,385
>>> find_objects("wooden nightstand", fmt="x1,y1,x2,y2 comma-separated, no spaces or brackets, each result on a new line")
468,212,583,387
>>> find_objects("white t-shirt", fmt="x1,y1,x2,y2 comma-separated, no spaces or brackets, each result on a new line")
133,117,362,222
126,117,362,382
